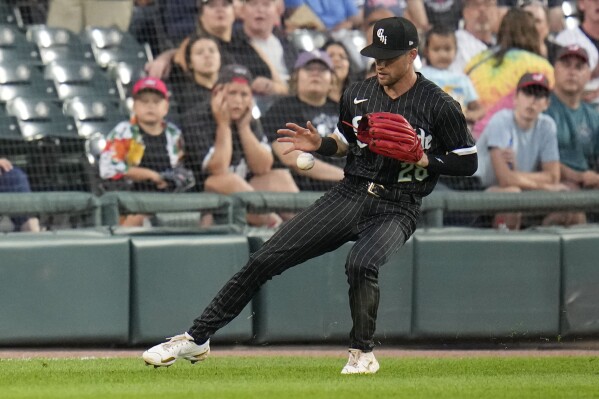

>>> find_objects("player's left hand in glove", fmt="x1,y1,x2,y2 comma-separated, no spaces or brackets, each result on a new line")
357,112,424,163
159,167,196,193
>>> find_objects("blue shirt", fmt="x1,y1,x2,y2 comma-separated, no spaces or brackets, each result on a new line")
545,93,599,172
285,0,358,29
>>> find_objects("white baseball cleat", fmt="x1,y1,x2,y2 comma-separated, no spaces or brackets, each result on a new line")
142,332,210,368
341,348,380,374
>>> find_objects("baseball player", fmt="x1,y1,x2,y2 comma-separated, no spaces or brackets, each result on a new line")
142,17,478,374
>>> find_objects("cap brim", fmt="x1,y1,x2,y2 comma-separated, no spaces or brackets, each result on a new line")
360,44,411,60
518,82,550,91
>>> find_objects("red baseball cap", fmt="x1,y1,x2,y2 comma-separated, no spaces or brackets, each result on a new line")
556,45,590,65
517,72,550,91
132,77,169,99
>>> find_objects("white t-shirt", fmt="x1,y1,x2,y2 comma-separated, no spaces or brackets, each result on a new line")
450,29,492,74
251,34,289,82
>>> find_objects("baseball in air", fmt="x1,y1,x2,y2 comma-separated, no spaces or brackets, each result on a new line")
296,152,315,170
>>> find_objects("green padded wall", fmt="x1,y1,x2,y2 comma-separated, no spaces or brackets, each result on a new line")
412,230,561,338
558,229,599,336
129,235,253,344
250,234,413,344
0,234,130,344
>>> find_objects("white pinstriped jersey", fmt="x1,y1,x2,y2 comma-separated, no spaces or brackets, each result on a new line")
337,73,476,196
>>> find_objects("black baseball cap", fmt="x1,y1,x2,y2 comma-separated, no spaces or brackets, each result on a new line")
360,17,419,60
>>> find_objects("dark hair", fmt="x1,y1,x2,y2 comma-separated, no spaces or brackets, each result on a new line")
424,25,457,48
184,33,220,70
493,8,541,67
519,84,550,98
322,40,356,91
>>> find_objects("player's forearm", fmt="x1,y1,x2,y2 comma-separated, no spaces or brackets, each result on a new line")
423,151,478,176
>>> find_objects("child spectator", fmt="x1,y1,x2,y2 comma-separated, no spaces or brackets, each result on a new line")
476,72,584,229
181,64,298,227
99,77,192,226
421,26,485,125
262,51,345,191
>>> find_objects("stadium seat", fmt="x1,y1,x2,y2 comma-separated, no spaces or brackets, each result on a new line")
0,61,57,103
82,26,150,69
288,29,328,52
0,24,29,48
0,7,18,26
6,96,78,140
39,45,94,65
0,107,22,141
43,60,119,99
107,59,146,99
26,25,82,49
62,96,128,138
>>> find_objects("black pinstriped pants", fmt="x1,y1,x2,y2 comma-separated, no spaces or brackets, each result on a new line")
188,177,421,351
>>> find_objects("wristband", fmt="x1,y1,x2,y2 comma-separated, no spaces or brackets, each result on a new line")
315,137,338,156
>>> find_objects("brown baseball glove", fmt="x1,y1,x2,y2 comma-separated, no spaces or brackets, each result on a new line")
357,112,424,163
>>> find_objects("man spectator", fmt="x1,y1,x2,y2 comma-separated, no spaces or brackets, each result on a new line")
476,72,584,229
450,0,499,73
545,45,599,189
555,0,599,106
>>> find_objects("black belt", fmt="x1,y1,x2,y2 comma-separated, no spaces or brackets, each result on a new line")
345,176,421,205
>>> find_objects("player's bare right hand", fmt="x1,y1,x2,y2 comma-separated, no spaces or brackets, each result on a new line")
277,121,322,155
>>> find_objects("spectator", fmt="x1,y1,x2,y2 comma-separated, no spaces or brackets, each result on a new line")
283,0,360,32
545,46,599,189
421,26,485,125
324,40,360,103
522,0,562,64
498,0,565,35
0,159,40,232
263,51,345,191
361,1,431,32
422,0,462,30
169,33,221,115
147,0,287,105
146,0,235,79
466,7,554,137
476,72,584,229
181,65,298,227
233,0,295,112
46,0,134,33
450,0,499,73
99,77,192,227
554,0,599,106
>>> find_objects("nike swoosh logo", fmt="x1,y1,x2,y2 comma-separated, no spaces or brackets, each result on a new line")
354,98,368,104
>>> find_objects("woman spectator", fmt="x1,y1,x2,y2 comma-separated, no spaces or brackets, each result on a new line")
465,8,554,137
323,40,359,103
169,33,221,115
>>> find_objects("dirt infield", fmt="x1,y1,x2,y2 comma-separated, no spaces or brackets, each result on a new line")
1,344,598,359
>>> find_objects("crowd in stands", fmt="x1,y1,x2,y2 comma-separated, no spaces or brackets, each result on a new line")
1,0,598,230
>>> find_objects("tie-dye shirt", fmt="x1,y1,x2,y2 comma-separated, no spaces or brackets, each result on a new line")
465,48,554,109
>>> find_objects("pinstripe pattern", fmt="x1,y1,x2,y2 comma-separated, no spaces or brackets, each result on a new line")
189,178,419,351
186,71,470,352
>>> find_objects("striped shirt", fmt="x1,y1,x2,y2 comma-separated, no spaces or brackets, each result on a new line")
336,73,476,196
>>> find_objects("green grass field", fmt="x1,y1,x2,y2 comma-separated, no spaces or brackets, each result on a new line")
1,356,597,399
